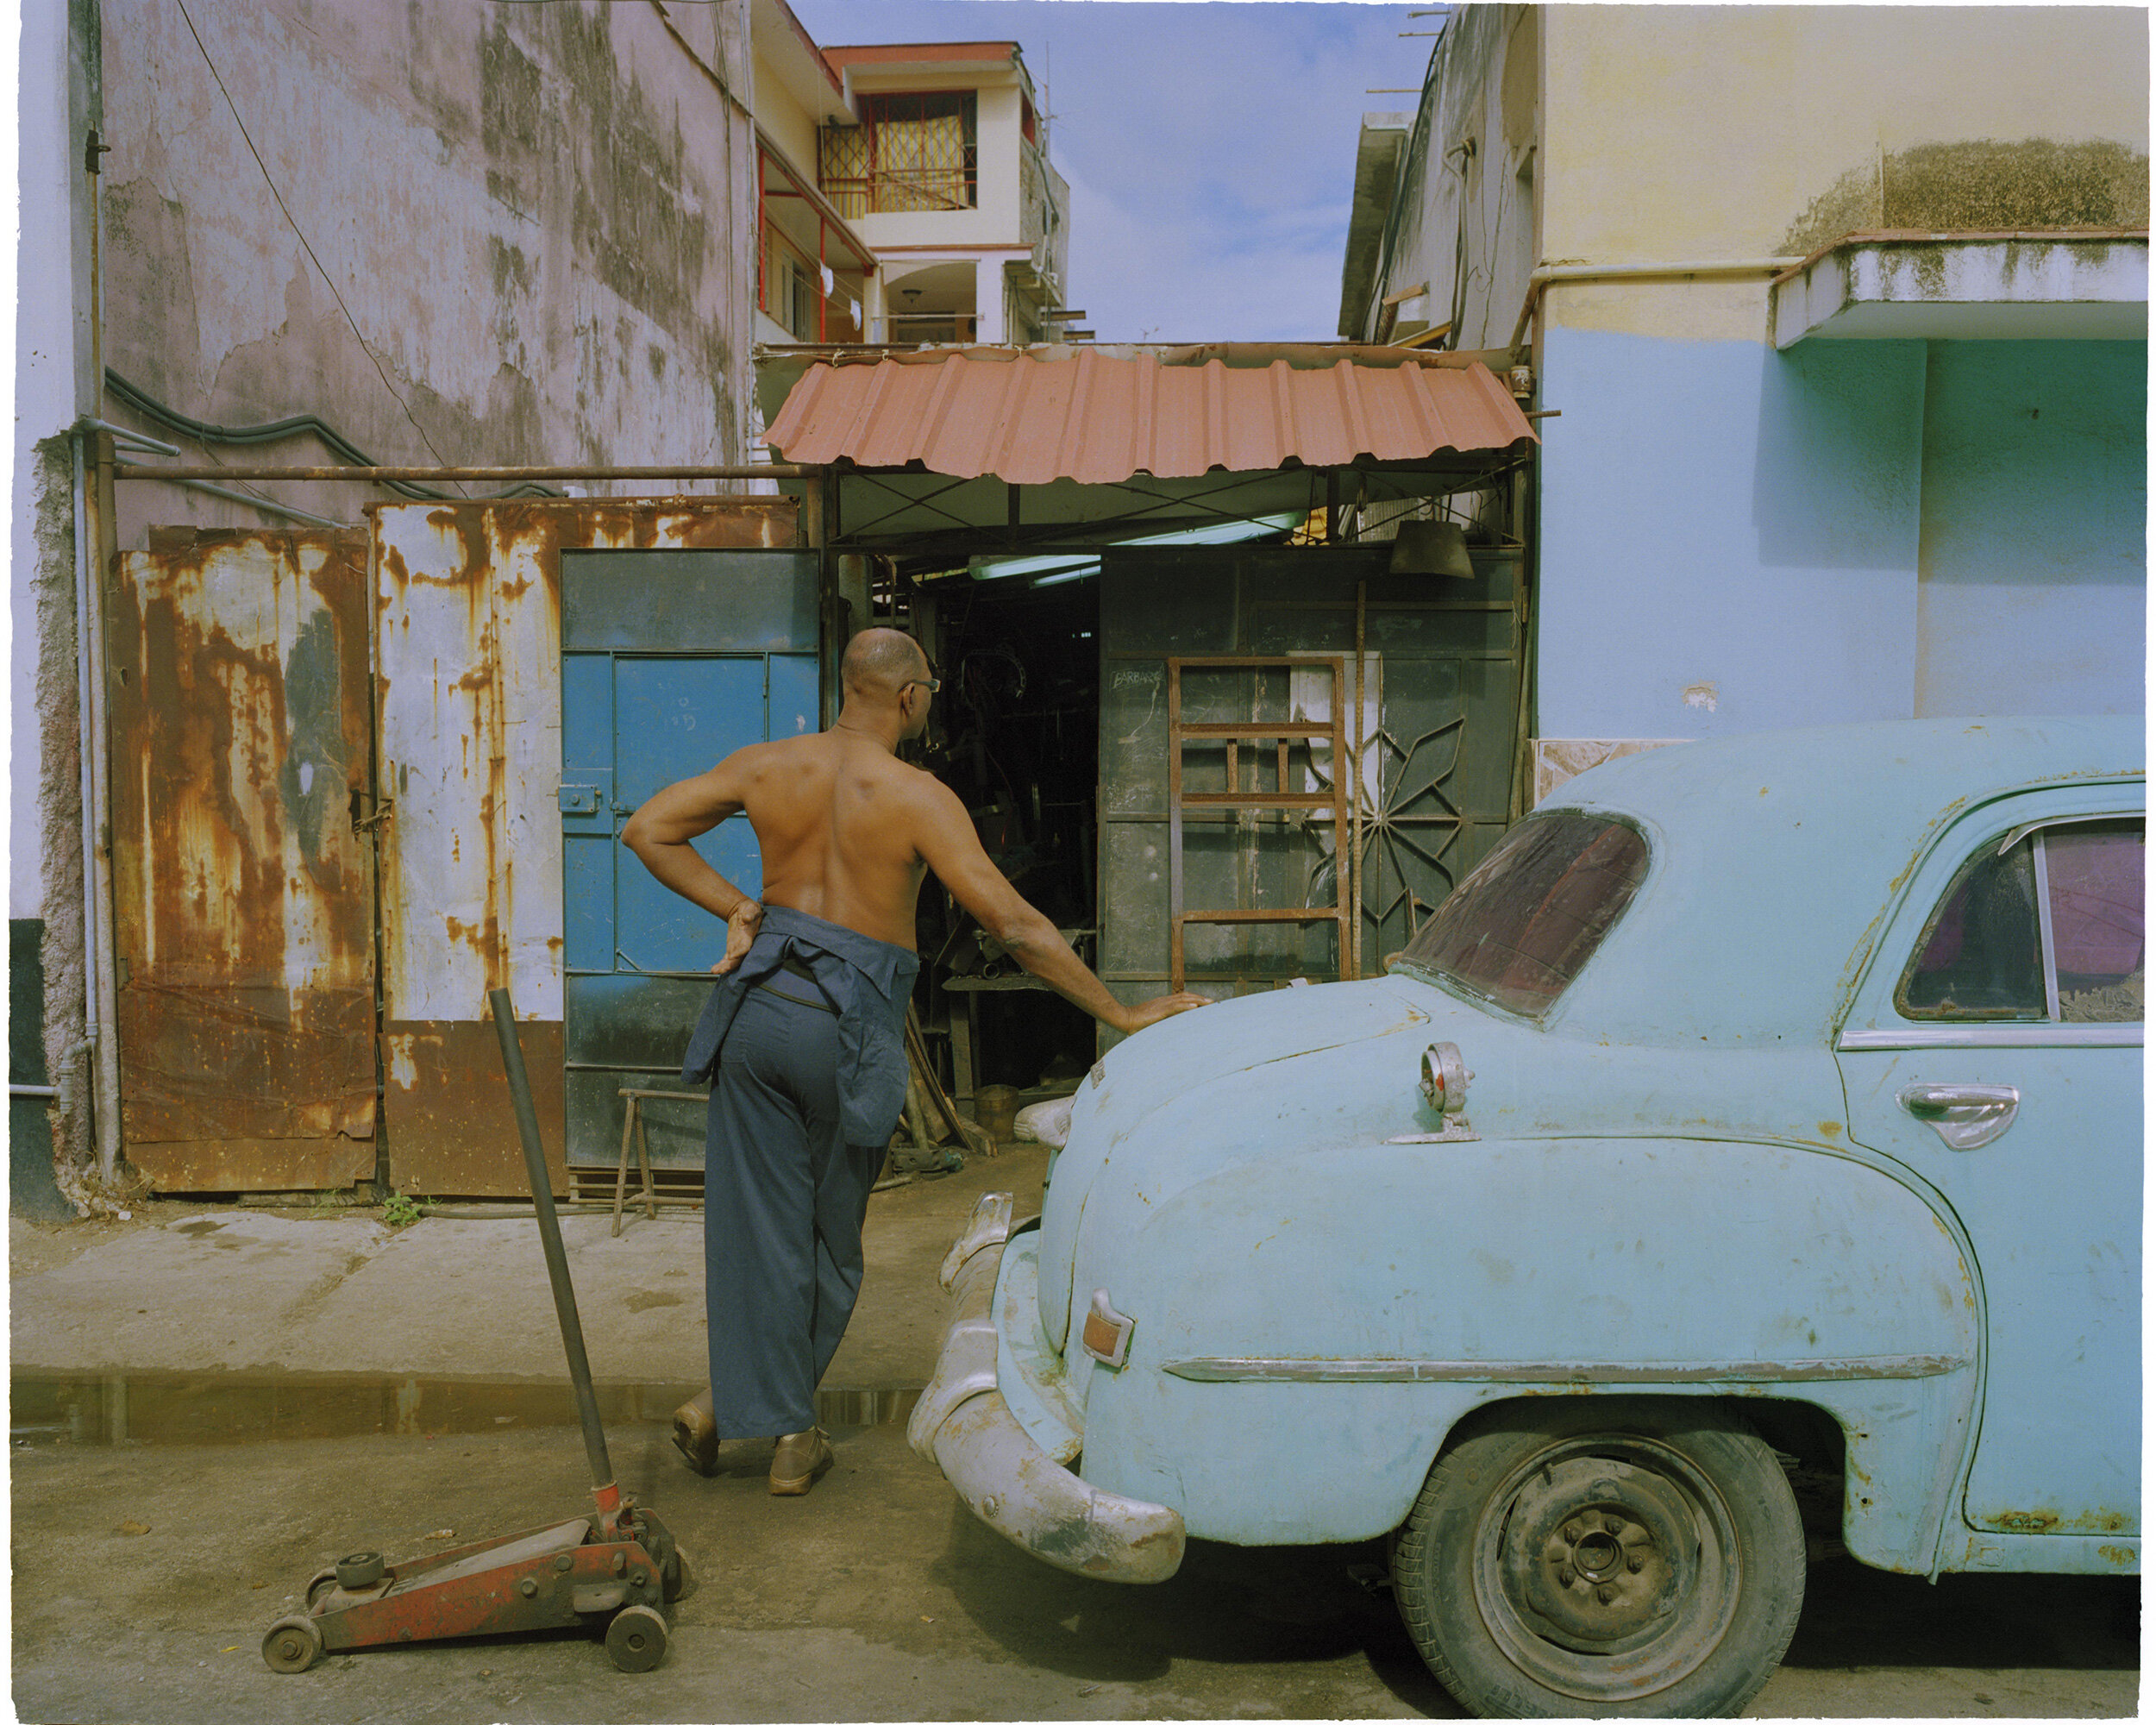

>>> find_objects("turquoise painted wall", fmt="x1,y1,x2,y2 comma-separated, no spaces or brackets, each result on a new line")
1536,326,1927,740
1536,326,2148,739
1915,342,2147,718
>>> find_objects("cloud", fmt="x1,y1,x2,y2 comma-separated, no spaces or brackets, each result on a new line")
1063,160,1351,342
782,0,1425,342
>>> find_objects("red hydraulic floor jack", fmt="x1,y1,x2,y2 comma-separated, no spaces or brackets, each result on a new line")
261,990,686,1674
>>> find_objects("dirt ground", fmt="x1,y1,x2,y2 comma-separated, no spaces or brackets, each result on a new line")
9,1145,2141,1721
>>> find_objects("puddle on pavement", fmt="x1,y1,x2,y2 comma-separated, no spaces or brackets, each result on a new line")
11,1371,921,1448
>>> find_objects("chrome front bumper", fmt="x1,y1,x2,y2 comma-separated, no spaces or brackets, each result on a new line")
906,1192,1186,1584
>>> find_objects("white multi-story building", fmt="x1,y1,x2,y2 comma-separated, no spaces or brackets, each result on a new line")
751,0,1073,347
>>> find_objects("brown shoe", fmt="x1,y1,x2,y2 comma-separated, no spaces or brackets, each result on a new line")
672,1389,718,1477
768,1427,833,1496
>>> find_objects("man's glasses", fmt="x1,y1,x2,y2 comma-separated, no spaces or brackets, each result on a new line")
906,674,942,695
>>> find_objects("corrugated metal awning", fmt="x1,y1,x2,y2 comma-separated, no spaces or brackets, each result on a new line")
763,344,1536,486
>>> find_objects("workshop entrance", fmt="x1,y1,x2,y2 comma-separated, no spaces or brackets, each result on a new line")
895,536,1529,1103
759,341,1542,1116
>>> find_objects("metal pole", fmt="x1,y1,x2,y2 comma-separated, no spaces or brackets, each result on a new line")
113,461,812,483
1351,580,1366,981
151,476,355,531
486,988,618,1513
70,432,101,1162
78,430,122,1185
1507,258,1805,358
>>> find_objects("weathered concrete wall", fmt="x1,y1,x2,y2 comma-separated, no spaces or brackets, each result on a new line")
1540,4,2149,345
1351,4,1539,352
23,436,102,1210
95,0,757,543
15,0,112,1208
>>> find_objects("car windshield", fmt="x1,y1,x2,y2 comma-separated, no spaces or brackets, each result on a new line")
1398,812,1649,1016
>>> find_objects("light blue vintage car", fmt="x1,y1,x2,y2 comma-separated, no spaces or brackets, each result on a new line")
911,716,2142,1716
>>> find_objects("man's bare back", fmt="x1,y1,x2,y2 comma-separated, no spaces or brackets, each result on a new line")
699,728,940,950
623,627,1206,1037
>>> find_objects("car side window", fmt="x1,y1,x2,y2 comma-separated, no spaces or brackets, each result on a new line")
2048,821,2145,1021
1898,817,2144,1023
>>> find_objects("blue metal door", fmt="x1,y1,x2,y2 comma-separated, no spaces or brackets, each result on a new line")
560,549,820,1171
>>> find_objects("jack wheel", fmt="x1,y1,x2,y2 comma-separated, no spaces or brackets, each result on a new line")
605,1603,668,1672
261,1615,323,1675
304,1567,338,1608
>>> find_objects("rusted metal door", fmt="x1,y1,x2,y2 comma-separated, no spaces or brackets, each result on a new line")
107,530,378,1191
373,500,802,1197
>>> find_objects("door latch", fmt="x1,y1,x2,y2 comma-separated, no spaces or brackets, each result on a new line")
1896,1082,2021,1151
349,790,393,834
558,784,602,816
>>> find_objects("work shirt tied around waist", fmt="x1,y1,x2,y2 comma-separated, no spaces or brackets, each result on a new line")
680,905,922,1147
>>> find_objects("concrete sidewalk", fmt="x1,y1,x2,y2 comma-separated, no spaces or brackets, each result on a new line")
11,1146,1028,1389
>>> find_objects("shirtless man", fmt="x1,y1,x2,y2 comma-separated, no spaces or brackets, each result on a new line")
623,628,1206,1494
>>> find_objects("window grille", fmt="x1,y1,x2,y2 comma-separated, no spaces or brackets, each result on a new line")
821,92,978,216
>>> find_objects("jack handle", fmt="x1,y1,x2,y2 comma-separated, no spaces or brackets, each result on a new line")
488,988,624,1520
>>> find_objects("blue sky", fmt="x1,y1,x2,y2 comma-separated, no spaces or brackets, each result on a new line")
782,1,1433,343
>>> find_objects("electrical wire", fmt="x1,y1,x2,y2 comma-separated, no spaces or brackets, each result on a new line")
170,0,468,492
105,370,558,500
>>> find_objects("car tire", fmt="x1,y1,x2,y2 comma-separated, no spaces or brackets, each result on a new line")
1391,1396,1805,1718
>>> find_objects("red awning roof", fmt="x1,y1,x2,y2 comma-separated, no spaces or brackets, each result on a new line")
762,346,1536,486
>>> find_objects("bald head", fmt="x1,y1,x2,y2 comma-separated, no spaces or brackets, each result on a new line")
842,628,931,701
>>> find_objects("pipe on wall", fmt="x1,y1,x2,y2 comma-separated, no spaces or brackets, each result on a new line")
87,419,358,527
72,429,122,1186
150,475,356,532
1508,258,1807,358
80,417,179,458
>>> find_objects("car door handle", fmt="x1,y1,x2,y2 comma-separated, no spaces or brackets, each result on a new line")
1897,1082,2021,1151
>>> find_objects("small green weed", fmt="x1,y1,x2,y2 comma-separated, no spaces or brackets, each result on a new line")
382,1190,431,1229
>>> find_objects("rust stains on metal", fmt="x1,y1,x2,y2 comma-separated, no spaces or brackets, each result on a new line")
374,497,793,1191
382,1019,569,1198
1981,1507,2135,1537
108,530,378,1192
763,347,1538,486
129,1134,374,1195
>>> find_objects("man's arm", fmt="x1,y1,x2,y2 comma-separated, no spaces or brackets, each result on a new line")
620,756,763,972
910,775,1206,1036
